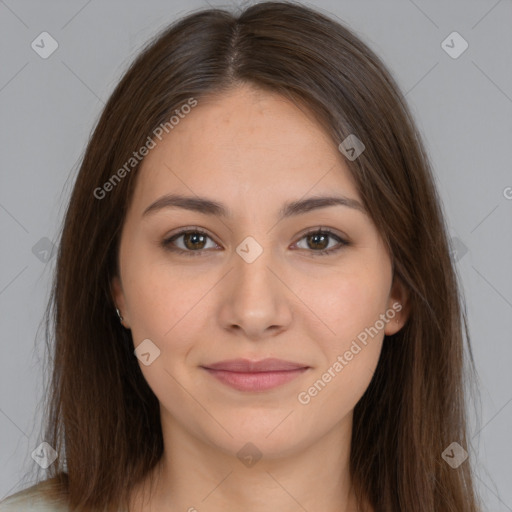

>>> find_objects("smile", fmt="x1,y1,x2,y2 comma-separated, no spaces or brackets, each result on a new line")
201,367,309,392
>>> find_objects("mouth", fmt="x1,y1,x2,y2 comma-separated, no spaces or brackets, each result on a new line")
200,358,310,392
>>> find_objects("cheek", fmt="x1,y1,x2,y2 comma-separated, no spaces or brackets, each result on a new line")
124,261,202,397
300,265,390,347
296,263,390,411
298,275,387,411
298,340,382,424
123,250,213,355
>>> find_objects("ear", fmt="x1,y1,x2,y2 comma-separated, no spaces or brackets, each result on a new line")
111,274,130,328
384,274,410,336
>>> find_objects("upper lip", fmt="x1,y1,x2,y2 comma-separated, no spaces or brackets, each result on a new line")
202,358,309,372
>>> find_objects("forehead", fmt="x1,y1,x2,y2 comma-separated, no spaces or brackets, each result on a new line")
131,85,360,212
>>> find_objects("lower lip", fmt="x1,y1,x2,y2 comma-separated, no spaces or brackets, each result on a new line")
202,368,308,391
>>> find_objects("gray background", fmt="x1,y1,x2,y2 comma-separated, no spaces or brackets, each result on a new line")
0,0,511,509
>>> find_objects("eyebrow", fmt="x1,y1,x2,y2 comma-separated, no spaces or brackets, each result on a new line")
142,193,366,220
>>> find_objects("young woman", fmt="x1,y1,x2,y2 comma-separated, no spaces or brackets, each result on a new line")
0,1,481,511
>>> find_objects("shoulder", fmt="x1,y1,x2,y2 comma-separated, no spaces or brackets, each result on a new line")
0,479,69,512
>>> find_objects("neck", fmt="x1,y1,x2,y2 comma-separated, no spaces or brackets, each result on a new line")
129,409,369,512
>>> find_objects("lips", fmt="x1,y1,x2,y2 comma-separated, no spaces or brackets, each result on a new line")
200,358,310,392
202,358,308,372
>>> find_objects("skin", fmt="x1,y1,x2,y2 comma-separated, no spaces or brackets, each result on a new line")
112,83,409,512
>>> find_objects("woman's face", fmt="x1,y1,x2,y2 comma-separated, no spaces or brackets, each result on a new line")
112,84,407,459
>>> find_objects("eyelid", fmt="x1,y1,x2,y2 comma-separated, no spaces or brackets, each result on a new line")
161,226,220,254
291,227,349,256
161,226,349,256
294,226,348,244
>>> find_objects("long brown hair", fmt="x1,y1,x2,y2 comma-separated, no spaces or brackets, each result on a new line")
7,1,480,510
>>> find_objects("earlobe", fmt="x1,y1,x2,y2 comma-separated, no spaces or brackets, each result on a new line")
384,275,410,336
111,275,129,327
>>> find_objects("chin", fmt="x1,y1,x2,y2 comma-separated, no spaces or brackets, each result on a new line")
195,412,315,459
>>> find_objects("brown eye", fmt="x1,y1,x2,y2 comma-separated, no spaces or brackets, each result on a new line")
161,228,219,256
294,229,348,256
161,227,348,258
181,232,208,250
306,232,330,250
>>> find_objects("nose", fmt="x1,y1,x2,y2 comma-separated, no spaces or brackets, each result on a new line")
217,242,293,341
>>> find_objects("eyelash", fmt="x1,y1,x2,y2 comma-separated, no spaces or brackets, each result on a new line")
161,226,349,258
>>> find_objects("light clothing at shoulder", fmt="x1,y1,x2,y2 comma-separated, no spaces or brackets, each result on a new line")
0,482,68,512
0,480,128,512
